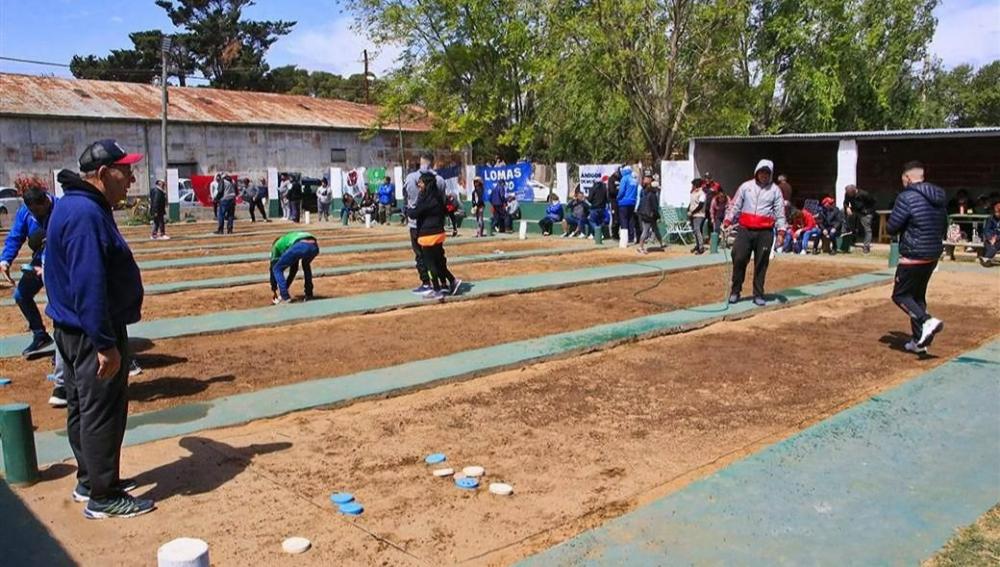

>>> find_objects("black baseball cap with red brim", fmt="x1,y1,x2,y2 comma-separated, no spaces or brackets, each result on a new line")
78,139,143,172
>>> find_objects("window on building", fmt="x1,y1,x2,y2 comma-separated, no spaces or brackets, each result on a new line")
330,148,347,163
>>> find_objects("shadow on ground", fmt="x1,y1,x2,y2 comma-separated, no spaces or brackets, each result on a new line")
133,437,291,503
0,481,75,566
880,331,938,359
128,374,236,402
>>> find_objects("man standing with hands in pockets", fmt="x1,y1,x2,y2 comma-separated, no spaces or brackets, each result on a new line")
46,139,154,519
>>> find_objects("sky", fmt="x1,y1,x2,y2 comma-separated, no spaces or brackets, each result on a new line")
0,0,997,82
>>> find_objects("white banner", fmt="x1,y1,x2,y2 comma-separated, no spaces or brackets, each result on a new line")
578,164,619,195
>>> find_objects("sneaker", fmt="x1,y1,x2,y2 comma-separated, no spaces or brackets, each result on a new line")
73,478,139,503
48,386,67,408
128,360,142,377
753,297,767,307
728,293,740,304
159,235,171,241
587,234,593,240
303,294,315,302
150,235,159,240
422,289,445,301
84,493,155,519
449,278,463,296
799,250,808,255
411,284,433,295
22,334,54,357
636,247,647,255
561,232,570,238
916,317,943,348
904,340,927,354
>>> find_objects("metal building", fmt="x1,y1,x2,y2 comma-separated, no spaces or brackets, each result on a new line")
0,73,434,195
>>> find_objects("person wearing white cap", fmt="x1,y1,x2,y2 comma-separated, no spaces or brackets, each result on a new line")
723,159,786,306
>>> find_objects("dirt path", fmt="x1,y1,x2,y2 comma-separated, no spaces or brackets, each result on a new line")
132,233,409,261
1,260,868,431
13,272,998,566
0,239,594,330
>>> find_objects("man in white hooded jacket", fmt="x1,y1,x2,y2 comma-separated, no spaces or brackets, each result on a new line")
723,159,786,306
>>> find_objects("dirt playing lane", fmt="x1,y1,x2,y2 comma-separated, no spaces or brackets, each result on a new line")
131,232,411,261
0,260,869,431
0,239,595,330
12,272,998,566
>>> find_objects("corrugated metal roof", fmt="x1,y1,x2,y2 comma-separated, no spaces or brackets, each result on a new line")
693,127,1000,143
0,73,432,132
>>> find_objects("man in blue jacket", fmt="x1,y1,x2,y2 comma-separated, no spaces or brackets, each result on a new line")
887,161,947,354
46,139,154,519
617,165,639,244
1,184,58,356
377,176,395,224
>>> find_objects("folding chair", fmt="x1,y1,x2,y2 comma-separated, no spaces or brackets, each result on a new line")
661,206,695,245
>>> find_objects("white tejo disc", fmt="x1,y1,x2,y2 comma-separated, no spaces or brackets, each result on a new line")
282,537,312,554
489,483,514,496
157,537,209,567
462,466,485,478
432,467,455,478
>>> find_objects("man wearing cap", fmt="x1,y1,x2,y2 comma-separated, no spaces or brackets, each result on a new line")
1,180,59,357
815,197,844,254
724,159,786,306
47,139,153,519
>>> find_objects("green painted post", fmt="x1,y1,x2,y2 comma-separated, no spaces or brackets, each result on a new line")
0,403,40,486
168,203,180,223
836,235,844,252
710,232,719,254
594,225,604,245
888,242,900,267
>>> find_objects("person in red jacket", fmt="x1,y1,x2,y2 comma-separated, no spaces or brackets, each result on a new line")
785,208,819,254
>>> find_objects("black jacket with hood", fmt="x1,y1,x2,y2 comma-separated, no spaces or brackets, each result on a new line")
886,181,947,260
408,180,447,237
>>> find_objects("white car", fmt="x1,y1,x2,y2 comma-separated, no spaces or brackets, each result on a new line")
0,187,22,229
527,180,552,201
179,189,201,207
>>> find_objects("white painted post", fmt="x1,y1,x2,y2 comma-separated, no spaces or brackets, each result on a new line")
365,213,372,228
555,162,569,203
619,233,629,249
394,166,404,200
330,167,344,199
304,211,311,224
267,167,279,218
519,220,528,240
465,165,476,197
157,537,209,567
166,168,179,221
52,170,63,198
835,139,858,207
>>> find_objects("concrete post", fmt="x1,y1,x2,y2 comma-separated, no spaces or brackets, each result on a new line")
835,139,858,206
710,232,719,253
166,168,180,222
52,170,63,198
555,162,569,203
889,242,900,267
0,403,40,486
465,165,476,197
394,166,404,201
267,167,279,218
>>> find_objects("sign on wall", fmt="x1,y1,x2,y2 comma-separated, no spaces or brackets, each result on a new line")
578,164,619,195
475,162,533,202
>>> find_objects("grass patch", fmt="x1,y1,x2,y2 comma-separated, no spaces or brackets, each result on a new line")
924,504,1000,566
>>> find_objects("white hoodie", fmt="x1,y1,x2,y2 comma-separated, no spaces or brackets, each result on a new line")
726,159,786,231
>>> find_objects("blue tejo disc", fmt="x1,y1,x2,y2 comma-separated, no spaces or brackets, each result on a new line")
0,378,11,386
425,453,446,465
455,477,479,490
338,502,364,515
330,492,354,505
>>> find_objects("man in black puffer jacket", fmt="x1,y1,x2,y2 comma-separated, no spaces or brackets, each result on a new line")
886,161,947,353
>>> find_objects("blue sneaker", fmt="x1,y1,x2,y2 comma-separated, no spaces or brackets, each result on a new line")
411,284,432,295
84,493,154,519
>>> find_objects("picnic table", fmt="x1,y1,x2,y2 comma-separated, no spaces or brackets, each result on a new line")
876,209,892,243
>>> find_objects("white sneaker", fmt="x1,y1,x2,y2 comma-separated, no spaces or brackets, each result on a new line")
159,235,171,240
799,250,807,255
916,317,944,348
904,340,927,354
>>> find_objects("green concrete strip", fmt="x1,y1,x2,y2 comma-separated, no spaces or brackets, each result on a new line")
0,245,593,305
133,234,510,270
0,252,727,358
21,270,891,469
518,340,1000,567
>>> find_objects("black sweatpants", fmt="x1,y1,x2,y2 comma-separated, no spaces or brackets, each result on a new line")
56,322,130,501
422,243,455,290
731,227,775,299
892,261,937,340
409,227,430,285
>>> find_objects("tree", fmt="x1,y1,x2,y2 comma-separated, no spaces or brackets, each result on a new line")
154,0,294,89
916,60,1000,128
70,30,195,84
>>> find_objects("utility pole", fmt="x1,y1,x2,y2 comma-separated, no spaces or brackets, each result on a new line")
363,49,371,105
398,109,404,166
160,35,172,187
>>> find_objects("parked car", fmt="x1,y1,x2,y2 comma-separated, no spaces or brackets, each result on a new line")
179,189,202,207
0,187,22,229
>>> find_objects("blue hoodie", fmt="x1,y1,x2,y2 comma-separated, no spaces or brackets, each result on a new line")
45,170,143,351
617,168,638,207
545,202,564,221
1,194,58,266
377,183,395,205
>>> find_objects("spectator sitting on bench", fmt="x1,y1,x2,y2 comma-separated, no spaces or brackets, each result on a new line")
815,197,845,255
784,208,818,254
505,192,521,232
539,193,564,236
980,200,1000,267
562,189,590,238
340,192,359,224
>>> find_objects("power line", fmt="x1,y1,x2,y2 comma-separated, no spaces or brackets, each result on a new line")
0,56,70,68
